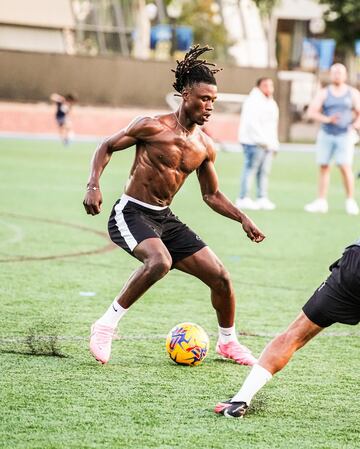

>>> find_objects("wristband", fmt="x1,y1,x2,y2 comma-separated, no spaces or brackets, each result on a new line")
87,186,99,191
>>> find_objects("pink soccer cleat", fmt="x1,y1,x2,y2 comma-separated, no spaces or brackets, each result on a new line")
89,322,116,364
216,341,257,366
214,400,248,418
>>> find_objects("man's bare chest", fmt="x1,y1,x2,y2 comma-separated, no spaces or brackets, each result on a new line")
144,136,207,174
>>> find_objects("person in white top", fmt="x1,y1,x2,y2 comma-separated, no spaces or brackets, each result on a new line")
235,78,279,211
305,63,360,215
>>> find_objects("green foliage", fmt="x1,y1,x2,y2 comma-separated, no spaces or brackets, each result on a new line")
176,0,232,61
1,138,360,448
320,0,360,52
253,0,279,17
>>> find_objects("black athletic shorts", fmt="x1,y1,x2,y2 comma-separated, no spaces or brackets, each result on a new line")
56,117,66,127
108,194,206,266
302,245,360,327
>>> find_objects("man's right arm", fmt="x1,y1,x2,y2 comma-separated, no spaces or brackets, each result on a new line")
50,93,64,103
307,88,336,124
83,116,151,215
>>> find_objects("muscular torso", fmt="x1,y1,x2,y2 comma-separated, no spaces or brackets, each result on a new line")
125,114,210,206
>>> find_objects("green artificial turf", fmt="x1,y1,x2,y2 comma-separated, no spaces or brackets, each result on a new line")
0,138,359,449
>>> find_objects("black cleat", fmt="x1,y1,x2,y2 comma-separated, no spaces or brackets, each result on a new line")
214,399,248,418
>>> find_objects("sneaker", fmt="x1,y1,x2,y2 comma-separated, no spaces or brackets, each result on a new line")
304,198,328,213
214,400,248,418
345,198,359,215
256,197,276,210
216,341,257,366
235,197,259,210
89,322,116,364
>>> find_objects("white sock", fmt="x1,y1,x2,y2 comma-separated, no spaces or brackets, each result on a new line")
97,299,128,328
218,325,238,344
231,364,272,405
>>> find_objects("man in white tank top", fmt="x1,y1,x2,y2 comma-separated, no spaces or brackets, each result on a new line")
305,63,360,215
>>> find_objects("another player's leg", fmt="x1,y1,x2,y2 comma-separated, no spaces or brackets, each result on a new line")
63,123,70,145
90,238,172,363
335,134,358,215
215,312,323,417
255,148,275,210
305,165,330,213
305,132,331,213
174,246,257,366
338,164,359,215
236,144,259,210
57,122,66,145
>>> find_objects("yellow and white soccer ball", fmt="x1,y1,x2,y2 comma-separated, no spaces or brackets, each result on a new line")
166,322,210,366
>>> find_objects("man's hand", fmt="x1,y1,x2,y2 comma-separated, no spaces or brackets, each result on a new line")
241,215,265,243
326,114,339,125
83,188,102,215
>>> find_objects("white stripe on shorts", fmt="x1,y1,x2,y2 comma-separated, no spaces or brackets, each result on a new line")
114,196,138,251
122,193,168,210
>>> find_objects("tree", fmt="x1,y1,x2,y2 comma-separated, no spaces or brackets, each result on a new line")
252,0,279,17
165,0,232,61
252,0,280,67
320,0,360,54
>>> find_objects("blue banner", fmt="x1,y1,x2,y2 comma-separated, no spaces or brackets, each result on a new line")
150,25,193,51
355,40,360,57
302,38,336,71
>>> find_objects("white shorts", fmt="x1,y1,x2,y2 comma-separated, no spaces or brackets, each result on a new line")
316,129,355,166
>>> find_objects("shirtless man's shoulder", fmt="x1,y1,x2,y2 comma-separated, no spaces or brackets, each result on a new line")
197,127,216,159
126,114,175,139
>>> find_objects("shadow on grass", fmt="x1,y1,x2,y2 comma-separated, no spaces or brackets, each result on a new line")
247,393,270,416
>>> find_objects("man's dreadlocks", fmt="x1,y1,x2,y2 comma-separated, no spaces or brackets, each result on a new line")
172,45,222,94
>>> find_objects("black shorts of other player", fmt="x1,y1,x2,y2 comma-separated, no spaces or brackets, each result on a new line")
303,245,360,327
56,101,68,127
108,195,206,267
56,116,66,127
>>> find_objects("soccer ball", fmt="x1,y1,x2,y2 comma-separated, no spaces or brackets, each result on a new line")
166,322,210,366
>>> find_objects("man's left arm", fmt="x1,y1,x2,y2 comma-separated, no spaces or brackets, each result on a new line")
351,88,360,130
197,141,265,243
272,102,280,152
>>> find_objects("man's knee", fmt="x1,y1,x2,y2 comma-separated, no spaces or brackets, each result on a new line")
276,328,308,350
338,164,352,173
211,267,233,296
274,331,294,347
144,253,172,280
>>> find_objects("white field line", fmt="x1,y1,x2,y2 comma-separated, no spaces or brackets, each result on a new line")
0,330,359,345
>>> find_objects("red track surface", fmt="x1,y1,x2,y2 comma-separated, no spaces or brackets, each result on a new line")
0,102,239,142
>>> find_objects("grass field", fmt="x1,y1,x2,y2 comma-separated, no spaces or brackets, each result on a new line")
1,137,360,449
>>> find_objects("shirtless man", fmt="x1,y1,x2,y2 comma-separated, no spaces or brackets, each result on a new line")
83,45,265,365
